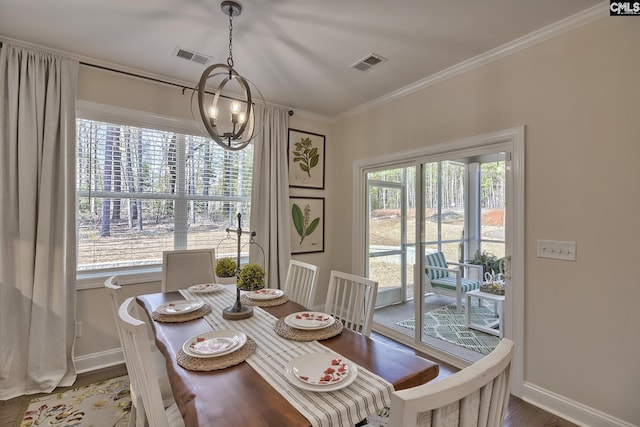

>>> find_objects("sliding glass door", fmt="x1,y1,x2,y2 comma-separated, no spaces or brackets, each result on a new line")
367,146,511,362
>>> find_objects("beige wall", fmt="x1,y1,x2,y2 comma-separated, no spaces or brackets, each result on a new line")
330,17,639,425
287,115,335,307
73,16,639,424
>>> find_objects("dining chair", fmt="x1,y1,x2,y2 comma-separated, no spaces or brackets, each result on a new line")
104,275,174,427
118,297,185,427
425,251,482,313
324,270,378,337
161,248,216,292
283,260,319,308
388,338,514,427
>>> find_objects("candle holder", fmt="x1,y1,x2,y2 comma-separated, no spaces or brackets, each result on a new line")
222,213,263,320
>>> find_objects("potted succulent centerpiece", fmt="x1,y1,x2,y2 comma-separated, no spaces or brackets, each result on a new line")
215,257,238,284
237,263,266,291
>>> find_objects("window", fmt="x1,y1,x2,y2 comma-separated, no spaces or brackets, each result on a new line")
76,116,253,272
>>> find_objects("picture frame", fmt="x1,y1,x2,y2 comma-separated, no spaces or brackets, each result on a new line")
289,197,324,254
288,129,325,189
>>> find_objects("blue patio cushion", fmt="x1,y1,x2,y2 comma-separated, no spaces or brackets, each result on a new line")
431,277,481,293
425,252,449,280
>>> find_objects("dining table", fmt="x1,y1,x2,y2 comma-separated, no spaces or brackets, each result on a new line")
137,285,439,427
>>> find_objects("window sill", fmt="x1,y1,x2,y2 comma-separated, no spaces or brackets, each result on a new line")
76,266,162,290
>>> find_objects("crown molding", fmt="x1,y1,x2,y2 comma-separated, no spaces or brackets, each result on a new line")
336,2,608,121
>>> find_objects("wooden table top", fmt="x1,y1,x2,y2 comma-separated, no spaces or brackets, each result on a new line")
137,291,439,427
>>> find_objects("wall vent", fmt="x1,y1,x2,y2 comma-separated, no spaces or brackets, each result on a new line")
173,46,213,66
350,53,387,72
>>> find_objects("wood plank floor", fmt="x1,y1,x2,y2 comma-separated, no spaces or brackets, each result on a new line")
1,337,578,427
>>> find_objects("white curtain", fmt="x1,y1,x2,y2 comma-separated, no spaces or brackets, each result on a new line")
250,105,291,289
0,43,78,399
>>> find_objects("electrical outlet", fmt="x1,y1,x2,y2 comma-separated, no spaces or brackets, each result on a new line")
537,239,576,261
75,322,82,338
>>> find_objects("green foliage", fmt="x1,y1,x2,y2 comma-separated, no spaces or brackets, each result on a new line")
292,203,320,245
468,250,500,274
215,257,237,278
292,137,319,178
237,263,265,290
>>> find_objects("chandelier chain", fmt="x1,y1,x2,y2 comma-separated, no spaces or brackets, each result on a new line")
227,11,234,68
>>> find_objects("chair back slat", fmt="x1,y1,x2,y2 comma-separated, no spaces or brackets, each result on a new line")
118,297,172,427
283,260,318,307
389,339,514,427
324,270,378,336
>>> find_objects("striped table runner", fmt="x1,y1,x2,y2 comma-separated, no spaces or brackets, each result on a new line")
180,287,392,427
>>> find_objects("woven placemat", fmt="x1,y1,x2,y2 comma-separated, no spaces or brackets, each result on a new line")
240,294,289,307
152,304,212,323
274,318,343,342
176,338,257,371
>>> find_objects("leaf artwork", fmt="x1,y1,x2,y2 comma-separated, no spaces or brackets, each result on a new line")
292,203,320,245
292,137,319,178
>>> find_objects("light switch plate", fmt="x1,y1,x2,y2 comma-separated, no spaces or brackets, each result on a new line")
537,240,576,261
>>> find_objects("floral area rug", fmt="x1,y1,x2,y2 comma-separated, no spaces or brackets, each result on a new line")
396,303,501,355
18,375,131,427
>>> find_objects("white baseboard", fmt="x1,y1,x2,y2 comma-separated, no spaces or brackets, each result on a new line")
522,382,636,427
74,348,124,373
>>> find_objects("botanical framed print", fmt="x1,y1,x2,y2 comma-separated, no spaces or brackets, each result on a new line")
290,197,324,254
288,129,325,189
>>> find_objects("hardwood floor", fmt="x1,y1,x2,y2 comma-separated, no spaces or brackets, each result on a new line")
1,340,577,427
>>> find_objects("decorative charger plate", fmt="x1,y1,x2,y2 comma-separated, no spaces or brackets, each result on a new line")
182,330,247,358
155,300,204,315
284,312,335,330
285,353,358,392
188,283,224,293
245,289,284,300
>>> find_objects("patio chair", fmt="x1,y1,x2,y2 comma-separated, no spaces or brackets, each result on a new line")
425,252,482,313
104,275,174,427
324,270,378,337
283,260,319,308
161,248,216,292
118,297,185,427
388,338,514,427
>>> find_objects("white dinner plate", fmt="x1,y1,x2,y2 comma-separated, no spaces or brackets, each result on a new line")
245,288,284,300
284,312,335,330
285,353,358,392
155,300,204,315
182,330,247,358
188,283,224,294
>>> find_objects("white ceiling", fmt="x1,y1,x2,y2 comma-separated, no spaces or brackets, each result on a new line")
0,0,604,118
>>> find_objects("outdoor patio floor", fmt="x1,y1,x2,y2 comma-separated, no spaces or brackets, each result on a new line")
373,293,497,363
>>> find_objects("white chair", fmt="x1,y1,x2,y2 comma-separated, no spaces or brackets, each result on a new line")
161,248,216,292
425,251,482,313
283,260,319,308
324,270,378,337
104,276,174,427
388,338,514,427
118,297,185,427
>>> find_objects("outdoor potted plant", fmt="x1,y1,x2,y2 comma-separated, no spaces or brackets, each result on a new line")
215,257,238,284
237,263,266,291
468,250,500,276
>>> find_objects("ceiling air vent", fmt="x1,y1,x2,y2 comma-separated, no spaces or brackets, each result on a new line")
173,46,213,66
350,53,387,72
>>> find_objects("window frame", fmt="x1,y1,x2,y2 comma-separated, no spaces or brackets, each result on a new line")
75,101,252,289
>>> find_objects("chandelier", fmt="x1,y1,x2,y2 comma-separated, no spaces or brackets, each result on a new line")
193,1,263,151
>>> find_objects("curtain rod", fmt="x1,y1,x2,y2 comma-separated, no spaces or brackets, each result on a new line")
79,61,294,116
80,61,195,94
